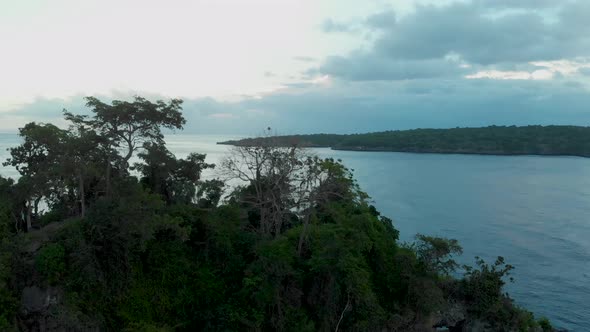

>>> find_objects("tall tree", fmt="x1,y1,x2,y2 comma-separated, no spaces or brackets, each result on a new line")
3,123,67,230
66,96,186,165
61,126,108,218
64,96,186,195
221,135,309,236
221,132,363,239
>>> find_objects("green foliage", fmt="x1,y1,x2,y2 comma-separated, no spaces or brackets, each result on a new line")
77,95,186,163
538,316,553,331
0,243,16,331
462,256,514,316
38,209,66,226
35,243,66,284
0,97,555,331
196,179,224,208
0,179,19,330
136,143,214,205
414,234,463,275
458,256,547,330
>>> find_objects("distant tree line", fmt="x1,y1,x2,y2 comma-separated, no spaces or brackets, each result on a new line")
220,125,590,157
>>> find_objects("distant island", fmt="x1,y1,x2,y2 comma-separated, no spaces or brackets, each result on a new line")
218,125,590,157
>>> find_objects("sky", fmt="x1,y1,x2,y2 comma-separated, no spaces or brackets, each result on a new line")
1,0,590,134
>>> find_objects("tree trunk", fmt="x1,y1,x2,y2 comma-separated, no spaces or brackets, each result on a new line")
79,172,85,218
297,214,311,256
105,159,111,197
335,292,351,332
123,140,134,164
34,197,41,216
26,201,32,232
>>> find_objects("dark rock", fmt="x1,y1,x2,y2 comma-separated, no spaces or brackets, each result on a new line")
21,286,60,315
433,302,467,331
20,286,64,332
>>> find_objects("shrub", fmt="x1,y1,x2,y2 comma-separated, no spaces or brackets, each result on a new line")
35,243,66,284
38,209,66,227
538,317,553,331
462,256,513,316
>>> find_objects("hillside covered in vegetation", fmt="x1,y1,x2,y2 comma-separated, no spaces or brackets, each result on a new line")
0,97,557,331
219,126,590,157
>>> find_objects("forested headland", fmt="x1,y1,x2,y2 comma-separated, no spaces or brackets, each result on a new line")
219,126,590,157
0,97,557,331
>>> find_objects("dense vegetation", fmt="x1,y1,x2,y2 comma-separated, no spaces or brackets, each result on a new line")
0,97,556,331
219,126,590,157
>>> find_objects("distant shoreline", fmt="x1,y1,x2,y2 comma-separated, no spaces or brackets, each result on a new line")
329,146,590,158
218,142,589,158
217,125,590,158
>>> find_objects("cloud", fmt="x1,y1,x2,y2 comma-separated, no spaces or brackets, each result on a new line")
465,60,590,80
530,60,590,76
321,18,356,33
3,1,590,136
365,10,396,29
320,54,466,81
474,0,561,9
316,1,590,83
5,76,590,136
372,5,553,64
233,78,590,133
465,70,551,80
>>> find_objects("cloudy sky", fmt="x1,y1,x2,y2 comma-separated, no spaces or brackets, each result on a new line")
2,0,590,134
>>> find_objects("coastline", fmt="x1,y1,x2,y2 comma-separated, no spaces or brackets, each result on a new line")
217,141,590,158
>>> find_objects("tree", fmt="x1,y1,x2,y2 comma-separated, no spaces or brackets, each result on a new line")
63,96,186,197
221,132,368,246
3,123,67,230
61,125,109,218
221,133,316,237
135,143,214,205
414,234,463,275
65,96,186,166
196,179,225,208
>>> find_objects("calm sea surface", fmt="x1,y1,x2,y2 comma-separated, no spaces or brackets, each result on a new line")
1,133,589,330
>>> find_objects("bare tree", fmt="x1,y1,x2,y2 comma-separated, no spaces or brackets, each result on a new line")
221,132,310,236
221,131,359,245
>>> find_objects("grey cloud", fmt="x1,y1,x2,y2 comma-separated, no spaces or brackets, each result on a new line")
7,77,590,136
474,0,561,8
365,10,396,29
372,4,558,64
321,18,355,33
322,10,396,34
318,1,590,82
235,79,590,133
320,53,466,81
559,1,590,34
1,96,88,123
